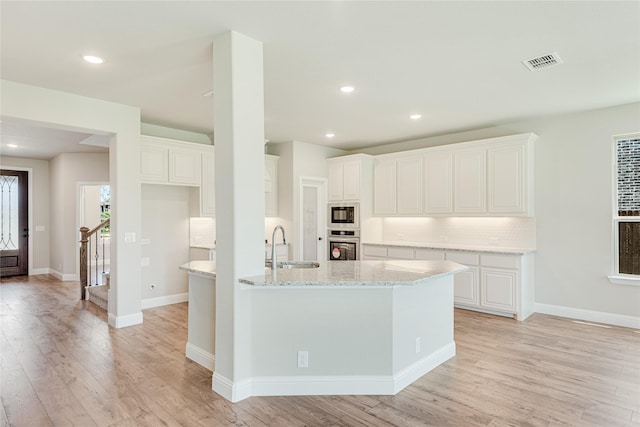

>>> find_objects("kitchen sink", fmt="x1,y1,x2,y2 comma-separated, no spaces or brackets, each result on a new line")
266,261,320,269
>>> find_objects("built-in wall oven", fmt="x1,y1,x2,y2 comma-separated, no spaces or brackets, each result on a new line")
328,203,359,229
328,229,360,261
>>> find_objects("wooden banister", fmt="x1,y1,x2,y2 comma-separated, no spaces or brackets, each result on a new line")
79,219,110,299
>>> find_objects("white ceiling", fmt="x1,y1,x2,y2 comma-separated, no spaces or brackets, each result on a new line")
1,1,639,157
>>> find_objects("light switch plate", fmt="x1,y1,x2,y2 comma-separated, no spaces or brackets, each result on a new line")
124,232,136,243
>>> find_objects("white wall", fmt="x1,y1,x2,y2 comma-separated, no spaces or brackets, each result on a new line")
268,141,346,259
0,156,50,273
141,185,191,302
48,153,109,279
2,79,142,327
355,102,640,320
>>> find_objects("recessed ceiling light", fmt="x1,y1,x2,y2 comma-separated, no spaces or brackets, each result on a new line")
325,133,335,138
7,144,18,148
409,114,422,120
339,86,354,93
83,55,104,64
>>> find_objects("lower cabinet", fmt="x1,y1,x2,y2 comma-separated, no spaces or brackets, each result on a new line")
361,244,534,320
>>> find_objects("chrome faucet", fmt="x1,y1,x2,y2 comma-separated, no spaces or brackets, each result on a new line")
269,225,287,268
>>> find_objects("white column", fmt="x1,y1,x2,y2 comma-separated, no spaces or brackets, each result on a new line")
211,31,265,402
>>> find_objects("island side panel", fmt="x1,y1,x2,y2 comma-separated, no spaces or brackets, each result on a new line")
186,274,216,370
391,275,455,392
250,287,393,378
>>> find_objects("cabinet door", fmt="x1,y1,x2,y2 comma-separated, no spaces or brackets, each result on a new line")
454,267,479,306
387,247,414,259
424,152,453,214
414,249,445,260
396,157,423,214
374,159,397,215
488,143,525,214
327,163,344,201
169,149,201,186
454,149,486,213
342,160,361,200
140,144,168,183
201,150,215,216
481,268,517,313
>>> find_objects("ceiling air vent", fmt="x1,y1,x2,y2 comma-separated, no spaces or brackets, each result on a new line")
522,52,563,71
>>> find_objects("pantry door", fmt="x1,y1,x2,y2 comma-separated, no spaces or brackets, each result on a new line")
0,170,28,277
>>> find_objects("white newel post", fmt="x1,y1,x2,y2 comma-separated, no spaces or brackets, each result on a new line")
211,31,265,402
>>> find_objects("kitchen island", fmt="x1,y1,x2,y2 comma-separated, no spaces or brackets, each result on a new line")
180,259,467,398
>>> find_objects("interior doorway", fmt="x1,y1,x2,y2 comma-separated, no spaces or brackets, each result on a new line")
78,183,111,283
300,177,327,262
0,169,28,277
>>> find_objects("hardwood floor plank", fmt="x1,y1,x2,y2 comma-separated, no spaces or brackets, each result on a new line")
2,275,639,427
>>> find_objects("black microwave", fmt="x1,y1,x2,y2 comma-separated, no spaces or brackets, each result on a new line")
328,203,359,228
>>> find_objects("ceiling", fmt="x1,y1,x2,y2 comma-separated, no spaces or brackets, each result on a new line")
1,1,639,158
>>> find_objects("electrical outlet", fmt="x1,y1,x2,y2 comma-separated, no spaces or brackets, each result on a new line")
415,337,421,354
149,284,156,291
297,350,309,368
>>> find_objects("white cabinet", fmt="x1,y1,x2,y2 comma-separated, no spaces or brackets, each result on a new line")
453,149,486,214
362,245,388,260
397,157,423,214
424,151,453,214
414,249,445,260
387,246,414,259
373,156,423,215
481,269,517,312
360,243,534,320
487,138,534,216
140,143,169,183
446,252,480,307
328,158,361,201
373,158,397,215
265,155,279,217
200,149,216,216
140,135,201,186
370,133,536,217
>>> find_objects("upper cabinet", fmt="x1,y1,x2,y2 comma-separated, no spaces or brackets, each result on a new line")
373,155,423,215
372,133,537,217
328,158,361,201
453,148,486,214
487,141,533,215
424,151,453,214
327,154,374,202
140,135,202,186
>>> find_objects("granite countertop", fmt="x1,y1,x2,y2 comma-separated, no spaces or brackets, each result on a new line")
239,260,467,288
179,260,216,279
362,240,535,255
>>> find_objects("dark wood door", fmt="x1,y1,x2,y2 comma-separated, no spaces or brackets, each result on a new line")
0,170,28,277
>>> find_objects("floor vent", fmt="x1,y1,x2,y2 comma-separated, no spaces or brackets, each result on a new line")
522,52,563,71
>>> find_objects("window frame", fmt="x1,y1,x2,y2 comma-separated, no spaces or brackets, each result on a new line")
609,133,640,285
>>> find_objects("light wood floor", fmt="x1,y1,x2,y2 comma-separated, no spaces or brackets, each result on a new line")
1,274,638,427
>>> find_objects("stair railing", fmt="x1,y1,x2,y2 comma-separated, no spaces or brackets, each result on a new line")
79,219,110,299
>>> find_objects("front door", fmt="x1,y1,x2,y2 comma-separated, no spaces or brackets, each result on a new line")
0,170,28,277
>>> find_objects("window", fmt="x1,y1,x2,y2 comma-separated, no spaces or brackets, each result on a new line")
100,185,110,238
610,135,640,284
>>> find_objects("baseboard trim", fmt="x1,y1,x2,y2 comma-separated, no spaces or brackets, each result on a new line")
214,341,456,402
535,303,640,329
392,341,456,393
186,342,215,371
29,268,50,275
108,311,143,329
212,372,252,403
142,292,188,310
49,269,78,281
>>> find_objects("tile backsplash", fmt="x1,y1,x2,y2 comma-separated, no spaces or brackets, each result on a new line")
381,217,536,248
189,217,215,246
